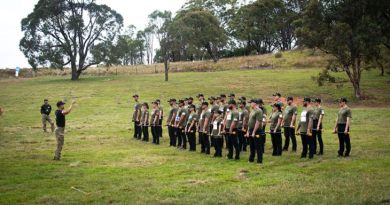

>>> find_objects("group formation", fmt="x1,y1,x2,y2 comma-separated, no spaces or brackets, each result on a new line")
131,93,352,164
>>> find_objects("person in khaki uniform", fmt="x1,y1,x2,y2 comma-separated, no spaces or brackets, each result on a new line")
223,100,240,160
247,99,264,164
313,98,325,155
41,98,55,133
270,103,283,156
282,97,298,152
237,101,249,152
166,99,178,147
296,97,315,159
333,98,352,157
212,110,223,157
132,94,142,139
186,104,198,151
141,102,149,142
54,100,75,161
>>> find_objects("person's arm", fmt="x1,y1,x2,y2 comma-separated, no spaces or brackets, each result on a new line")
242,115,248,131
62,101,76,115
317,114,324,130
345,117,351,134
307,117,313,135
296,121,301,135
333,117,338,133
144,112,148,126
252,121,260,137
203,118,209,133
262,114,267,127
274,117,282,133
153,113,158,125
171,113,176,125
136,109,141,121
178,113,185,127
291,114,297,128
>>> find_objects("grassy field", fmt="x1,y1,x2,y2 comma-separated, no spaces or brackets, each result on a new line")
0,68,389,205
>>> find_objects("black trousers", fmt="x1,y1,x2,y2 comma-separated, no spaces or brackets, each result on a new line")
180,126,187,149
142,126,149,141
176,127,183,147
313,120,323,154
134,121,141,139
271,129,282,156
214,136,223,157
159,119,163,137
300,133,315,158
337,124,351,156
249,128,264,163
187,125,196,151
226,128,240,159
200,132,211,154
151,126,156,143
238,128,247,151
168,126,176,146
283,127,297,151
261,125,266,153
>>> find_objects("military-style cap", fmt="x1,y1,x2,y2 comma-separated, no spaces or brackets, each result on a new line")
44,98,48,101
189,104,196,109
216,97,221,100
339,98,347,103
188,97,194,100
287,96,294,101
132,94,139,98
220,94,226,98
56,101,65,107
273,103,281,108
197,94,204,97
142,102,148,106
238,101,246,106
228,100,237,105
184,98,189,101
155,99,161,102
178,99,185,104
273,92,281,97
249,99,259,104
258,99,264,104
239,96,246,101
208,96,216,100
228,93,235,97
152,101,158,105
303,97,311,102
313,98,322,103
202,101,209,106
167,98,176,102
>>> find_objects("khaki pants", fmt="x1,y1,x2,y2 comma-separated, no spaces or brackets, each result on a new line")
55,127,65,159
42,114,55,132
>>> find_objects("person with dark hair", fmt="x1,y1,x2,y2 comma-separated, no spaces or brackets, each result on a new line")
208,96,218,147
199,101,211,154
313,98,325,155
186,104,198,151
224,100,240,160
166,99,178,147
333,98,352,157
258,99,268,153
175,100,188,149
151,101,161,145
247,99,264,164
240,96,250,112
212,110,224,157
197,94,205,145
282,97,298,152
141,103,149,142
296,97,315,159
41,98,55,133
270,103,283,156
228,93,235,101
156,99,163,138
54,100,76,161
238,101,249,152
132,94,142,139
219,94,229,148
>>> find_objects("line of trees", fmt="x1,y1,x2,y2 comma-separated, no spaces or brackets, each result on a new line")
20,0,389,99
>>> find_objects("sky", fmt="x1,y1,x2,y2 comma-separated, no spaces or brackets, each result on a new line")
0,0,186,69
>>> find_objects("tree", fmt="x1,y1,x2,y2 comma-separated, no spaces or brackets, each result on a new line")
19,0,123,80
143,24,156,64
295,0,385,99
90,40,121,67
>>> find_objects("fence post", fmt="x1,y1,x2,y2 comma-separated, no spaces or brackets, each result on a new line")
116,68,117,75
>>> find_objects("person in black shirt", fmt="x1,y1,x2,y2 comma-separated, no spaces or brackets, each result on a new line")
54,100,75,161
41,98,55,133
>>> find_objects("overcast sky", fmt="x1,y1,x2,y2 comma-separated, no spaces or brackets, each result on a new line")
0,0,186,69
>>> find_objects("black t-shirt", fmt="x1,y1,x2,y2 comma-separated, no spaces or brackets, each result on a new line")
55,110,65,127
41,104,52,115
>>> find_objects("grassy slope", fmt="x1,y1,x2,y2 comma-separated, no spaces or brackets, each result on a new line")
0,69,389,205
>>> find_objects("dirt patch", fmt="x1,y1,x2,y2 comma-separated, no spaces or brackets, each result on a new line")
162,198,174,204
188,180,208,185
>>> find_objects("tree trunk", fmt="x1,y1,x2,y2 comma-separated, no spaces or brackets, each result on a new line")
351,79,361,99
164,55,169,82
71,61,78,81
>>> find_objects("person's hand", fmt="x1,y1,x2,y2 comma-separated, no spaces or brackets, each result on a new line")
0,108,3,116
273,130,277,134
332,129,336,134
72,100,76,104
344,130,348,134
295,131,299,135
316,127,320,131
267,119,271,123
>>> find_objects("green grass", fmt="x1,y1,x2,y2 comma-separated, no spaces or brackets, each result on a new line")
0,69,390,205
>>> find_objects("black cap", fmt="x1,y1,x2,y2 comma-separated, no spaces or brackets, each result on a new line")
152,101,158,105
167,98,176,103
216,110,223,115
197,94,204,97
339,98,347,103
249,99,259,104
273,92,281,97
133,94,139,98
184,98,189,101
142,102,148,106
216,97,220,100
220,94,226,98
287,96,294,101
303,97,311,102
178,99,185,104
57,101,65,107
228,100,237,105
228,93,235,97
208,96,216,100
155,99,161,102
239,101,246,106
314,98,322,103
240,96,246,101
44,98,48,101
188,97,194,100
202,101,209,106
189,104,196,109
258,99,264,105
273,103,281,109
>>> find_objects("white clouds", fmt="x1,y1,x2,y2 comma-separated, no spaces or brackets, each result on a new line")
0,0,186,68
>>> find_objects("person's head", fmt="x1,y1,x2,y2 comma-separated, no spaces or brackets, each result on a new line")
258,99,264,106
249,99,259,109
339,98,347,107
143,102,149,110
214,110,222,118
273,92,281,101
168,98,176,106
220,94,226,102
189,104,196,112
208,96,215,104
44,98,48,105
303,97,311,107
314,98,322,107
239,96,247,102
156,99,161,105
201,101,209,110
229,93,235,101
197,94,204,101
228,100,237,109
216,97,221,104
57,101,65,110
286,96,293,106
178,100,185,107
273,103,282,112
184,98,188,105
152,101,158,108
238,101,246,109
133,94,139,101
188,97,194,104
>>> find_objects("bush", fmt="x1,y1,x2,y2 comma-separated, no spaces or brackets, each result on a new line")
275,52,282,58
